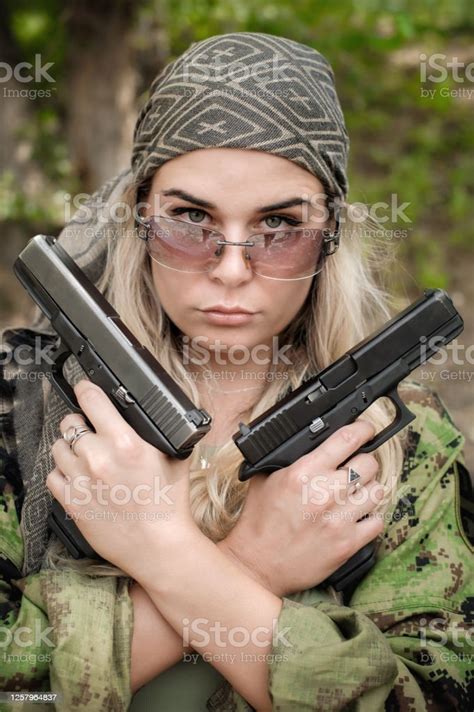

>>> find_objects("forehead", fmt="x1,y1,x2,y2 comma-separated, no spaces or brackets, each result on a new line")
149,148,325,197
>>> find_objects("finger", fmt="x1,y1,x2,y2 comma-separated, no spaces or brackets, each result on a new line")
60,412,89,436
298,420,376,474
59,413,97,458
304,453,377,494
300,461,375,510
51,437,88,476
50,440,94,506
74,380,138,441
339,453,379,486
46,466,68,502
342,480,386,520
353,508,386,548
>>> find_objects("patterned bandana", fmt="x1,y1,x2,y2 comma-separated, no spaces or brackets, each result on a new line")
132,31,349,202
11,31,349,574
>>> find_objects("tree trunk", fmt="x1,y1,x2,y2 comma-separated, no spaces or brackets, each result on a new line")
64,0,139,192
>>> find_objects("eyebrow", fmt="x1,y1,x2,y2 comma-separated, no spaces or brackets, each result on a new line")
161,188,311,213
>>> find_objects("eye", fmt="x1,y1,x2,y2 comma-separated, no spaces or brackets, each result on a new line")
170,207,207,223
170,207,302,230
263,215,302,229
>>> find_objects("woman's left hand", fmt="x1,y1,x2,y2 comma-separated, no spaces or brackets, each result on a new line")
46,379,198,577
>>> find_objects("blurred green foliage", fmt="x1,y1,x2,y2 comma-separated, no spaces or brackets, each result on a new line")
2,0,473,289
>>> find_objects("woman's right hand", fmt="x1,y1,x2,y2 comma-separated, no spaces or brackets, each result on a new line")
219,420,386,598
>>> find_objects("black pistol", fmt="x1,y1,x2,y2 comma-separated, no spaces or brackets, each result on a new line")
233,289,464,594
14,234,212,560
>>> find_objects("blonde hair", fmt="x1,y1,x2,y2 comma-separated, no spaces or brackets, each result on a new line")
44,173,408,580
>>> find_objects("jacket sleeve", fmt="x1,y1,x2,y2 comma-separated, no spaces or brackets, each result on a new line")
207,381,473,712
0,330,135,711
0,363,52,694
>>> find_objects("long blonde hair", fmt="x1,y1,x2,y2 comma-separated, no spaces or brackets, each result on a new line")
44,172,408,577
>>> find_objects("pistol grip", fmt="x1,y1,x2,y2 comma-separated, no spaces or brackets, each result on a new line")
321,541,377,593
48,499,101,560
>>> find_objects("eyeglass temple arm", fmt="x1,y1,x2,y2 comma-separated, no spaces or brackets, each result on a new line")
322,214,341,256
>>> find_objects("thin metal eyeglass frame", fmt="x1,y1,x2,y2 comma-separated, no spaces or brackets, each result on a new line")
135,213,341,281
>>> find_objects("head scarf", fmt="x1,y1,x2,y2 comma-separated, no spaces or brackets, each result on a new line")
9,31,349,574
132,31,349,201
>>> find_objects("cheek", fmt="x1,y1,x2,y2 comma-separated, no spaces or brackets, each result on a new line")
150,262,190,319
266,281,313,330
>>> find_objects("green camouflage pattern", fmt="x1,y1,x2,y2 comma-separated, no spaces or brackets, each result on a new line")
206,382,473,711
1,328,473,711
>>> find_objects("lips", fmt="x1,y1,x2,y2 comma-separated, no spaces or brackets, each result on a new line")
201,305,255,314
200,307,256,325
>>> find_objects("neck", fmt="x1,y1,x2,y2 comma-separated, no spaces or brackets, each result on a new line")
184,346,273,393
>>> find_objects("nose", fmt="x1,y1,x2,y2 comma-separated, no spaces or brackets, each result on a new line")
207,234,254,286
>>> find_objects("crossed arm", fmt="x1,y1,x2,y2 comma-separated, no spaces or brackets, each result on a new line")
129,535,282,711
46,382,385,711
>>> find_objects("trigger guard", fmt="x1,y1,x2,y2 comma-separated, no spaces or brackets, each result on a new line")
48,342,84,413
357,387,416,453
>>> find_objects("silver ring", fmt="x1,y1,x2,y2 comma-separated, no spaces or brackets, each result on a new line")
346,467,362,495
63,425,93,454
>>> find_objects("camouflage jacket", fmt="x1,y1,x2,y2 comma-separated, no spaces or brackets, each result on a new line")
0,328,473,711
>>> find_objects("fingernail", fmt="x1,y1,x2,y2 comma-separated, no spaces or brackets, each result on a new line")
75,379,94,390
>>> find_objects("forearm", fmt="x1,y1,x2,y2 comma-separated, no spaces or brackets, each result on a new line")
131,530,283,712
129,540,273,694
129,580,193,693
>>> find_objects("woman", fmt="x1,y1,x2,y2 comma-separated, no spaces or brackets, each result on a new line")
0,32,472,711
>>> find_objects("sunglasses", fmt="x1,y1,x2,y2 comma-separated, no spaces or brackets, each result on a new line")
135,213,340,281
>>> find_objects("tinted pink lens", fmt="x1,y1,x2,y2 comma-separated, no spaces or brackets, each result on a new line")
146,217,217,271
249,228,324,279
144,219,325,278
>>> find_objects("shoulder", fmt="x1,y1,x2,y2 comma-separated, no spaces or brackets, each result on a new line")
397,378,466,472
351,378,472,612
393,379,469,513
